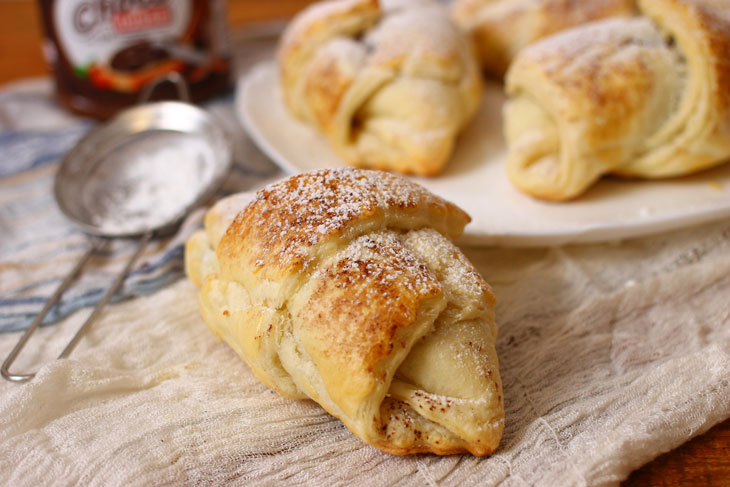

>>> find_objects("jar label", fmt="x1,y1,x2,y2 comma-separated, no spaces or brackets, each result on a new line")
54,0,193,80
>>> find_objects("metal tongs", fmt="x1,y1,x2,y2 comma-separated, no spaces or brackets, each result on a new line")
1,74,231,382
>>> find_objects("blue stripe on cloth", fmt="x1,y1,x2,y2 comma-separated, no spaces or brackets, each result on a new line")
0,260,187,331
0,127,90,178
0,270,186,333
0,241,184,299
0,239,188,333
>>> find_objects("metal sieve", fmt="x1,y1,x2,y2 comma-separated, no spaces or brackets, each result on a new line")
2,75,232,382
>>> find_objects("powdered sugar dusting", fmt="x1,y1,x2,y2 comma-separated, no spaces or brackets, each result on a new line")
294,228,443,368
277,0,480,175
366,0,466,80
317,229,438,298
516,17,660,75
225,168,463,273
279,0,377,52
402,227,494,318
81,131,218,235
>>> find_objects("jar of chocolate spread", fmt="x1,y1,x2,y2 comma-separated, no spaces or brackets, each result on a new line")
38,0,232,119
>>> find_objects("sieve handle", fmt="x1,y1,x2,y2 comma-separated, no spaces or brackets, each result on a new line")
1,232,152,383
138,71,191,104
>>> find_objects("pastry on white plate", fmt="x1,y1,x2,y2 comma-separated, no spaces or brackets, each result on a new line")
504,0,730,200
277,0,483,176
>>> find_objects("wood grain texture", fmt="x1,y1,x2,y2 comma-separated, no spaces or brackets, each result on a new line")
0,1,47,83
0,1,728,485
624,418,730,487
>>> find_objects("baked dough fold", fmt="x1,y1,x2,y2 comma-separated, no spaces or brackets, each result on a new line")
278,0,483,176
504,0,730,200
185,168,504,455
451,0,635,77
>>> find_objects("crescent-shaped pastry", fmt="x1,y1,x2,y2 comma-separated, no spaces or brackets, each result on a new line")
451,0,635,77
277,0,483,176
185,168,504,455
504,0,730,200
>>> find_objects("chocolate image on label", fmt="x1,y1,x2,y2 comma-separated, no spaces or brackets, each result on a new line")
110,41,172,72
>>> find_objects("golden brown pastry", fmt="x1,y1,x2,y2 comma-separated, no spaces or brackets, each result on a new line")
185,168,504,456
277,0,483,176
451,0,636,77
504,0,730,201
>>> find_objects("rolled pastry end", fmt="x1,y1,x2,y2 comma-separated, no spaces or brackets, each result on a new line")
504,95,607,201
503,13,697,200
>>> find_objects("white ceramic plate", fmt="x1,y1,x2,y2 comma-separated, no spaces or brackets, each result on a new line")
236,60,730,247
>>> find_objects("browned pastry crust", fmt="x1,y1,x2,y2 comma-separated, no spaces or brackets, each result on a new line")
277,0,483,176
451,0,636,77
504,0,730,200
185,168,504,455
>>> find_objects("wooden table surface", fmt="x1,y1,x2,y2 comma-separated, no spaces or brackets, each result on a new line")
0,1,728,485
